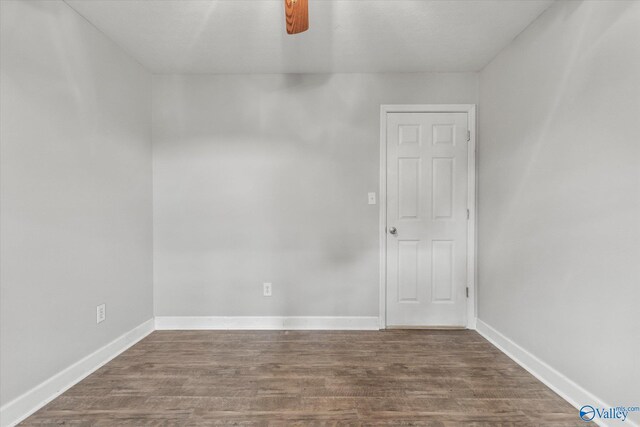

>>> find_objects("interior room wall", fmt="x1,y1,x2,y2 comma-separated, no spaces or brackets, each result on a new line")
479,0,640,413
0,0,153,407
152,73,478,318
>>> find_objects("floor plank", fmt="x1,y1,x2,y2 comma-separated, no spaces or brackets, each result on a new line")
21,330,585,425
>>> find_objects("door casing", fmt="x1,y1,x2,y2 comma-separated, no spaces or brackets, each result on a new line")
379,104,477,330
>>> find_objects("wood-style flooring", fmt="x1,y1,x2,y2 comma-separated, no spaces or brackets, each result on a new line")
21,330,583,426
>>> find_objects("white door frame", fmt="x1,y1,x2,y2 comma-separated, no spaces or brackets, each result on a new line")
379,104,477,330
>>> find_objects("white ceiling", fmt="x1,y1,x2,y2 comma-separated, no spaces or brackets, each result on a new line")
64,0,554,74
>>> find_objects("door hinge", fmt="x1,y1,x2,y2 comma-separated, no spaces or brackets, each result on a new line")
467,130,471,142
466,287,469,298
467,209,470,220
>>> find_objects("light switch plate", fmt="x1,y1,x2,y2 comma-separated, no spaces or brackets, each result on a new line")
368,192,376,205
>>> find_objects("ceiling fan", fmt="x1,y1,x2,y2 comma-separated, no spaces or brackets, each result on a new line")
284,0,309,34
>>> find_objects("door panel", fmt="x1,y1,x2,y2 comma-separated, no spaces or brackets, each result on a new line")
399,158,419,218
386,112,468,327
398,240,419,301
432,157,454,219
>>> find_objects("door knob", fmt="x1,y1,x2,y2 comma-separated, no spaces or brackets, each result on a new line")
389,227,397,235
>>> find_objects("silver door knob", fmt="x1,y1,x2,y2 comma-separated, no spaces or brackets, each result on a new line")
389,227,397,235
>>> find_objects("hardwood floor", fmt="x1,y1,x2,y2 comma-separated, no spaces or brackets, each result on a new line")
21,330,583,426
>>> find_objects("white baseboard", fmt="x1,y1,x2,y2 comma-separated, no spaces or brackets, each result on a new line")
0,318,155,427
476,319,636,427
466,316,477,330
155,316,380,330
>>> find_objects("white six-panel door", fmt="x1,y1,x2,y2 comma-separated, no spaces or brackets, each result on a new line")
386,112,469,327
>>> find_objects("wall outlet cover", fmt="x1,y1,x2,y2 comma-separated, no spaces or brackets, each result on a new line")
263,283,272,297
96,304,106,324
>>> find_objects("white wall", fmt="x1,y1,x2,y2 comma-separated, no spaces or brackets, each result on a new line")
153,73,478,317
479,0,640,414
0,0,153,406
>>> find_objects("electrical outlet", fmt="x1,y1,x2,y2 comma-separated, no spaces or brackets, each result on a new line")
263,283,272,297
96,304,106,324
